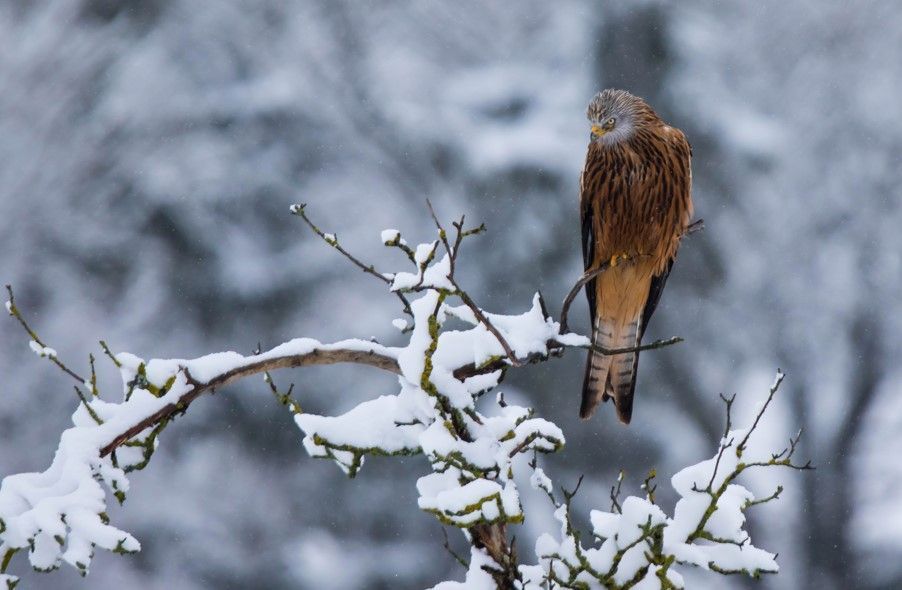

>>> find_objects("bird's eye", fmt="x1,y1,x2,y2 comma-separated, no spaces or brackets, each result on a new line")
605,117,616,129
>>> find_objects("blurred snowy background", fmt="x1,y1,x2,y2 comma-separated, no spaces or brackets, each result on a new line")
1,1,900,588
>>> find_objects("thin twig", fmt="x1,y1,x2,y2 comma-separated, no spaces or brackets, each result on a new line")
745,486,783,509
254,344,303,415
609,470,624,514
563,475,584,503
686,218,705,235
88,353,99,397
706,436,734,492
736,370,785,455
426,199,454,272
442,527,469,569
584,336,684,356
450,217,485,266
642,470,658,504
719,393,736,439
559,260,614,335
454,286,521,367
74,386,103,425
99,340,122,367
5,284,87,385
290,204,413,317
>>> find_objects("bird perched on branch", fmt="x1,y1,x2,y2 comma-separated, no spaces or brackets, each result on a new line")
579,89,693,423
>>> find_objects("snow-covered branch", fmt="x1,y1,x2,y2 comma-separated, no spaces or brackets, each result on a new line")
514,371,812,590
0,206,805,590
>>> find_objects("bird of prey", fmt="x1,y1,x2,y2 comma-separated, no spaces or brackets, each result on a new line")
579,89,693,423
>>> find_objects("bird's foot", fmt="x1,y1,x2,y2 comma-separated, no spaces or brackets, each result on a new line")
609,252,631,267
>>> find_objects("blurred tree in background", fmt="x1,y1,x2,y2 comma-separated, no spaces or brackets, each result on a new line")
1,1,900,588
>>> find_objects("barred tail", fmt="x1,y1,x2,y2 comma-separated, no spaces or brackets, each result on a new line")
579,315,642,423
608,315,642,424
580,316,614,419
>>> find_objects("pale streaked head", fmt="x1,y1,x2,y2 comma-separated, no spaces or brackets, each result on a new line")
586,89,658,146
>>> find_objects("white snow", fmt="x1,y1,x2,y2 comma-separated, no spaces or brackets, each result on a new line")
391,250,453,292
28,340,57,358
381,229,401,244
430,547,497,590
529,467,552,494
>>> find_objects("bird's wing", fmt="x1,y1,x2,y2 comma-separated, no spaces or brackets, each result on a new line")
579,152,612,420
614,126,693,422
639,259,673,341
579,167,597,320
637,126,693,339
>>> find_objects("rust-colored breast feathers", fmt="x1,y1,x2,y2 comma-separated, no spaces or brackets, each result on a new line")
581,124,692,277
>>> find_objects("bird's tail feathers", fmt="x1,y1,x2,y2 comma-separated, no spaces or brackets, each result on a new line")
580,316,615,419
579,315,642,422
608,315,642,424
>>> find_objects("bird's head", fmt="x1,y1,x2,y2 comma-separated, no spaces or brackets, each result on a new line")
586,89,657,146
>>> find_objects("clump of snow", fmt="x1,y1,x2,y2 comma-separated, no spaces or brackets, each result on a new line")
418,471,521,526
381,229,402,244
296,394,423,476
530,468,552,495
430,547,498,590
391,249,453,292
28,340,57,358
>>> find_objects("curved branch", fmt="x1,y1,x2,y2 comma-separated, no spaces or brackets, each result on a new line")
559,262,614,335
99,347,400,457
559,218,705,335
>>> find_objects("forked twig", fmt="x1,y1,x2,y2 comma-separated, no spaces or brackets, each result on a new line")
426,201,520,367
736,370,785,455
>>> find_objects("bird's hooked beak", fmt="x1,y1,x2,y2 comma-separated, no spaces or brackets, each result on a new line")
590,124,605,140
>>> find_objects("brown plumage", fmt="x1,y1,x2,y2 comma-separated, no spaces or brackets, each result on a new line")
579,89,693,423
